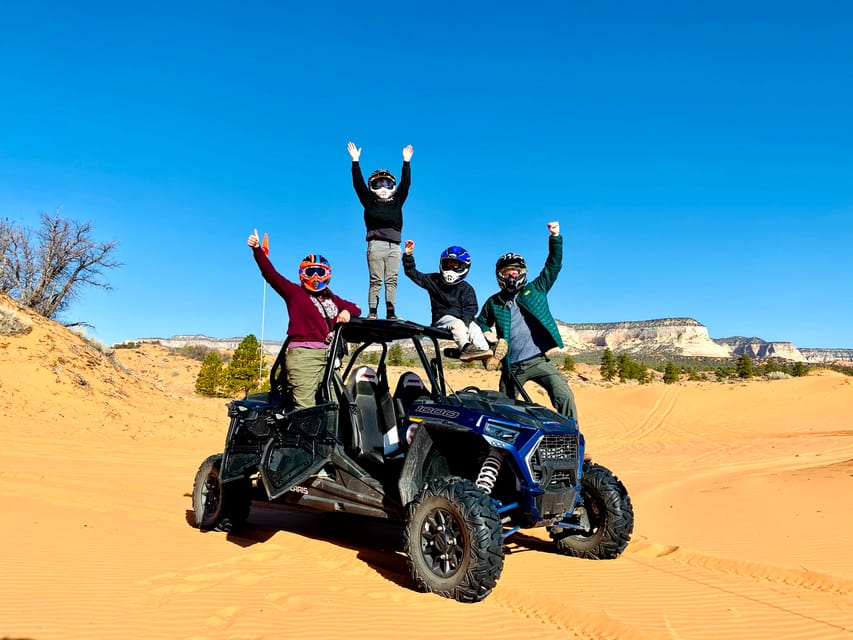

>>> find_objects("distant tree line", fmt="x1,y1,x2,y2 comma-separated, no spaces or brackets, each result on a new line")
598,348,812,385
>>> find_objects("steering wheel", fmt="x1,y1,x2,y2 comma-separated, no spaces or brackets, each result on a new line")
459,385,481,394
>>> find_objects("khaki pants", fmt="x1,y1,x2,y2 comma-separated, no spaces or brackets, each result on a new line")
285,347,328,409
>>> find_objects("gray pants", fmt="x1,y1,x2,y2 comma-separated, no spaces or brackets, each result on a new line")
367,240,401,312
500,354,577,420
434,315,490,351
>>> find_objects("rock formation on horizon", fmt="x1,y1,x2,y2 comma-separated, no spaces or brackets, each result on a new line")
128,318,853,364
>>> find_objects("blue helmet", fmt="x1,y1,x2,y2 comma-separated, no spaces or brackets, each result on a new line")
439,246,471,285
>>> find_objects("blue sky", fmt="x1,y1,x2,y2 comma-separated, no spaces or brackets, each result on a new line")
1,1,851,349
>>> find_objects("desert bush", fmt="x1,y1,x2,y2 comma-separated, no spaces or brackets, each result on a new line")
791,361,809,377
173,344,215,362
0,304,32,336
765,371,792,380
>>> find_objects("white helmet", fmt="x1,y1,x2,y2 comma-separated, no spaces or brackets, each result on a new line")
368,169,396,201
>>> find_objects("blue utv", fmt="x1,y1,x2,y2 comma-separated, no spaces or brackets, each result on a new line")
191,318,633,603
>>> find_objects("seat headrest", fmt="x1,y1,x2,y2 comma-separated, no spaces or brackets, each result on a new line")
348,366,379,393
394,371,425,394
354,366,378,383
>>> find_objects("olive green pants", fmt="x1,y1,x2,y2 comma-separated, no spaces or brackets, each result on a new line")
500,354,577,420
285,347,328,409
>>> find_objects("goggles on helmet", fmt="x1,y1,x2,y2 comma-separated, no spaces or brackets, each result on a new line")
498,266,525,279
441,258,468,273
369,177,395,190
302,265,329,278
299,259,331,292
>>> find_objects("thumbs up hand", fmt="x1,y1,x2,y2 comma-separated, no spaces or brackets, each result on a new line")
248,229,260,248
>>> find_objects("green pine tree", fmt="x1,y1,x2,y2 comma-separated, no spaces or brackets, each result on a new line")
663,361,679,384
388,343,404,366
225,334,264,393
617,352,631,382
563,354,576,372
195,352,225,396
736,353,754,379
600,348,616,382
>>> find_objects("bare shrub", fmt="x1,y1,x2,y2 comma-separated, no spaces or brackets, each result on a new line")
0,304,33,336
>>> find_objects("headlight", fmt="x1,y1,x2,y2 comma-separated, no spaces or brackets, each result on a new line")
484,421,520,445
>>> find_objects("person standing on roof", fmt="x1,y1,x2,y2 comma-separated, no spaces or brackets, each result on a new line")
347,140,413,320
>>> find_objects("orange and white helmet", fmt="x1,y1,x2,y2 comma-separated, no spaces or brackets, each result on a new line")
299,254,331,292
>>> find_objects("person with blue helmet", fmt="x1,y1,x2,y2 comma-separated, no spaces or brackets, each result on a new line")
402,240,492,362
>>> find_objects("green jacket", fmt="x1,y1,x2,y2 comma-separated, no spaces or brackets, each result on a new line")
476,234,564,356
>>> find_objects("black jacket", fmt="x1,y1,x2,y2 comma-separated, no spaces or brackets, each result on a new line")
352,160,411,243
403,253,479,325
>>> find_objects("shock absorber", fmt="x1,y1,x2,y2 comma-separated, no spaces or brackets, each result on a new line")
476,448,503,495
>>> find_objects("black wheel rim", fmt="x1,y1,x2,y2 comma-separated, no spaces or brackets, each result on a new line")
419,507,465,578
202,473,221,518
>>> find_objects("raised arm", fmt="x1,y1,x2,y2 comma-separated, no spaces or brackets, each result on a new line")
248,228,299,299
401,240,432,289
348,141,370,205
397,144,413,202
530,221,563,293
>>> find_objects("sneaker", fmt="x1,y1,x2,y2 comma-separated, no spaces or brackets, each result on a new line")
387,315,401,321
493,338,509,361
459,343,492,362
367,313,378,320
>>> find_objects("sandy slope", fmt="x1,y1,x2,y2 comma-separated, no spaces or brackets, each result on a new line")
2,296,852,640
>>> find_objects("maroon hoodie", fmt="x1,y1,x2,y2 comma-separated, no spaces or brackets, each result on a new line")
252,246,361,343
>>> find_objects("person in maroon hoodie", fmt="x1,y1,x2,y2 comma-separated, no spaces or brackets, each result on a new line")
248,230,361,409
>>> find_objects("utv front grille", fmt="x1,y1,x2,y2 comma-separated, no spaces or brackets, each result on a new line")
528,434,579,486
537,434,579,461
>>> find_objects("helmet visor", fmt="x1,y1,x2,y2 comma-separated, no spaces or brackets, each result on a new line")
302,265,330,278
441,258,467,273
499,266,525,280
369,177,394,190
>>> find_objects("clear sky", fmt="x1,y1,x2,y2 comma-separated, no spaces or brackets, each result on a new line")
1,1,851,349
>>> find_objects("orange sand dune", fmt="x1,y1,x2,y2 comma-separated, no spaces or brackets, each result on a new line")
2,297,852,639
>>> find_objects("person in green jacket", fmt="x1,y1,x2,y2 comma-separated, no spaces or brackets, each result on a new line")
475,221,577,419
